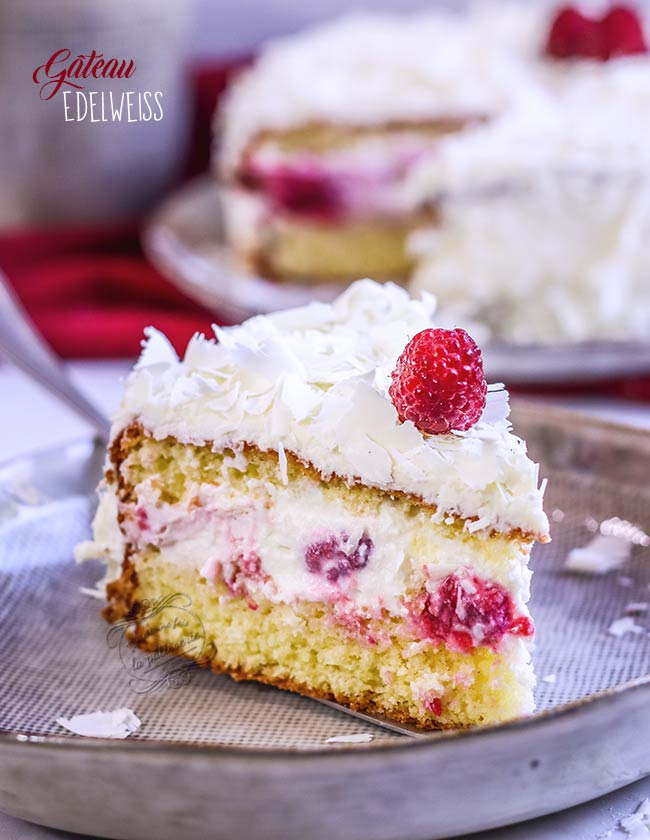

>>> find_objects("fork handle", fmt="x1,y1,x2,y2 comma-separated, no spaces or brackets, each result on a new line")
0,272,111,442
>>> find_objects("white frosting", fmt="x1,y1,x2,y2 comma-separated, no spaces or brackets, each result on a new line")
217,4,546,170
75,484,125,589
408,138,650,343
403,78,650,202
112,279,548,538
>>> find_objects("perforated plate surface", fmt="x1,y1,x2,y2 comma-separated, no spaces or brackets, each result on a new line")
2,406,650,753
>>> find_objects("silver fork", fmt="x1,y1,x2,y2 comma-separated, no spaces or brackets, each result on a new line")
0,269,427,739
0,271,110,441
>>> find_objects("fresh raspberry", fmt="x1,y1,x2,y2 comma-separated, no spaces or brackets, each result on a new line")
389,328,487,435
601,5,648,57
305,532,373,582
545,7,603,59
545,4,648,60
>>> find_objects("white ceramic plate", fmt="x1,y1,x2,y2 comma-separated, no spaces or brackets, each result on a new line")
2,403,650,839
143,178,650,385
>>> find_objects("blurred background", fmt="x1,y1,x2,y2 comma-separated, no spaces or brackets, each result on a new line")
1,0,650,462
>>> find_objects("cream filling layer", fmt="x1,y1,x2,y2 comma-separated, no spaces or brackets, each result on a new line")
110,456,533,620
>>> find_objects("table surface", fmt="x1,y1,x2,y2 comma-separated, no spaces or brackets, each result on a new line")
2,359,650,840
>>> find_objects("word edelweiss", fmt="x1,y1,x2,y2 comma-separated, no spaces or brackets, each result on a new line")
32,49,164,123
62,91,163,123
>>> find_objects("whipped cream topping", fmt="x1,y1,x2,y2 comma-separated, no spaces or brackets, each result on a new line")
403,83,650,205
217,4,546,170
112,280,548,538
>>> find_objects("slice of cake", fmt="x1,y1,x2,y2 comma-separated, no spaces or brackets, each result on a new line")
80,280,549,729
214,7,541,284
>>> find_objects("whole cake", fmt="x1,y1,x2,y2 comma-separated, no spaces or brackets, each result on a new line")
79,280,549,729
215,5,540,283
215,3,649,343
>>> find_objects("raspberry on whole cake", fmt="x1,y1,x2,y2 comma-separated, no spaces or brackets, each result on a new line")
545,4,647,60
78,279,549,729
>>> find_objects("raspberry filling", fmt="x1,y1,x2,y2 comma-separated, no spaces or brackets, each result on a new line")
411,572,534,653
305,532,374,582
239,163,346,221
238,140,431,223
220,551,265,596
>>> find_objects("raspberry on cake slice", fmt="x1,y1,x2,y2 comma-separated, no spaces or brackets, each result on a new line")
80,280,549,730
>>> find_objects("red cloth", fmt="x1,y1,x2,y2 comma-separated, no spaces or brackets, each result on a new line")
0,222,218,358
0,62,246,360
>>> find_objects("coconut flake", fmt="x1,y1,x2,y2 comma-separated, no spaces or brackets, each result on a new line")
565,534,632,575
56,708,141,739
620,798,650,839
277,442,289,485
135,327,178,369
325,733,374,744
479,383,510,425
607,617,645,638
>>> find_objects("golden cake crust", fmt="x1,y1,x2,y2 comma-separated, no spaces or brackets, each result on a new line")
105,556,465,731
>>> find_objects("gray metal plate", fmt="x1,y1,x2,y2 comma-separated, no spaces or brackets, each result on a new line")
1,403,650,839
